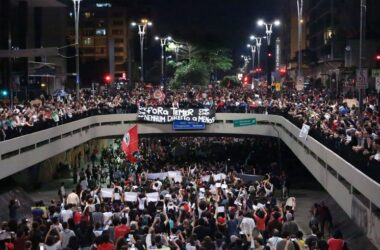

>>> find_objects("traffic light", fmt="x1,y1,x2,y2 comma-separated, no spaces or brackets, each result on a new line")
243,76,249,84
255,67,263,73
243,75,251,85
1,89,8,97
279,67,287,77
268,52,272,57
376,54,380,68
105,75,112,84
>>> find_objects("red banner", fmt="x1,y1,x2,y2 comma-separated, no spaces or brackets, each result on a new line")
121,125,138,162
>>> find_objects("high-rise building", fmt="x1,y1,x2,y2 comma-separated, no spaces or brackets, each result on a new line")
0,0,67,99
275,0,308,79
305,0,380,89
66,1,129,81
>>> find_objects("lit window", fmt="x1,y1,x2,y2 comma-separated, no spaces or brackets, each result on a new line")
83,37,93,46
84,12,92,18
96,3,112,8
324,28,334,44
96,28,106,36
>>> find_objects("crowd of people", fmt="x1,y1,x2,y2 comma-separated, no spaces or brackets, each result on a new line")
2,137,348,250
0,85,379,182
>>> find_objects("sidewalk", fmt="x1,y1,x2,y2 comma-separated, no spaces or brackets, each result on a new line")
292,189,377,250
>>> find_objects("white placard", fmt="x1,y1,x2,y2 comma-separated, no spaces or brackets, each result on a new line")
213,173,226,181
101,188,113,198
146,172,167,180
168,171,182,183
296,76,304,91
217,206,225,213
146,192,160,202
125,192,138,202
356,68,368,89
215,183,221,188
376,77,380,92
299,123,310,140
201,175,210,182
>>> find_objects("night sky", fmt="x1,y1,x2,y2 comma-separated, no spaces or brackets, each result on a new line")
132,0,282,50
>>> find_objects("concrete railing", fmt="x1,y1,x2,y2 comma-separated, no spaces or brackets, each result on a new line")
1,113,380,247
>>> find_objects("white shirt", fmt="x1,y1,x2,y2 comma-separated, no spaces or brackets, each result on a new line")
44,240,62,250
60,186,66,196
61,229,75,248
240,217,256,234
60,209,73,223
267,236,281,249
80,179,88,190
138,197,147,210
103,211,113,225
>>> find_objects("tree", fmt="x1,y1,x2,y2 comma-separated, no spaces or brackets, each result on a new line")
220,75,241,88
207,49,233,71
167,42,233,87
169,59,209,88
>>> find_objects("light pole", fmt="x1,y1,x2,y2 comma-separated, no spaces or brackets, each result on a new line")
358,0,366,115
131,19,152,85
257,19,280,94
249,35,265,69
72,0,82,100
155,36,172,89
297,0,304,81
247,44,256,73
241,55,251,73
257,19,280,46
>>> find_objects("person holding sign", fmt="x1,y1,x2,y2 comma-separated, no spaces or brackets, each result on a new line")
112,182,124,206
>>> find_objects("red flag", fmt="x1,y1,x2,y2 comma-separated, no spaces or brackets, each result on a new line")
121,125,139,162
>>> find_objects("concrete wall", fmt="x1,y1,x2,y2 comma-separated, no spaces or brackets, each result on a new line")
9,138,110,187
0,113,380,248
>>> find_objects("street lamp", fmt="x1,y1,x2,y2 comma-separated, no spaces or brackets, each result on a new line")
358,0,367,114
241,55,251,73
257,19,280,46
249,35,266,68
297,0,304,80
131,19,152,84
72,0,83,99
257,19,280,94
247,44,256,73
155,35,172,89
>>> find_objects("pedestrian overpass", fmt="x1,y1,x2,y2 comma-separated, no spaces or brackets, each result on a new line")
0,113,379,247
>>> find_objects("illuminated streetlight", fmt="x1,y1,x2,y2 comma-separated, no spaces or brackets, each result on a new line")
131,19,153,84
155,36,172,89
257,19,281,46
249,35,266,68
257,19,280,93
241,55,251,73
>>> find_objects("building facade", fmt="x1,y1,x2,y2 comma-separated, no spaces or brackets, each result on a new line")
0,0,67,100
66,0,129,81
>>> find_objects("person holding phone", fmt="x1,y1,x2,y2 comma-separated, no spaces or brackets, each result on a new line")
42,228,62,250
